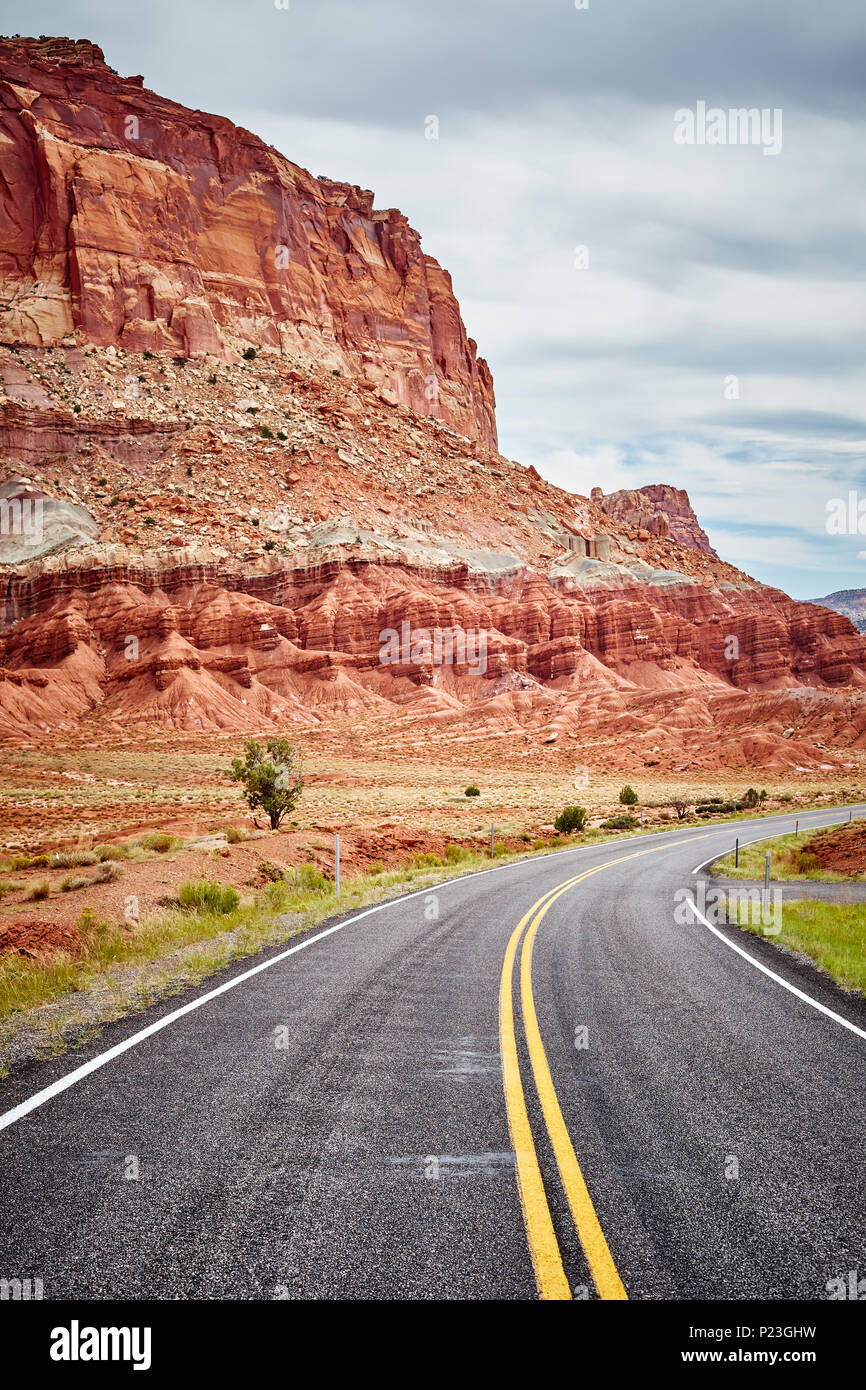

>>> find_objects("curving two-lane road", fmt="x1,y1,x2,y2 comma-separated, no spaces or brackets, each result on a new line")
0,807,864,1301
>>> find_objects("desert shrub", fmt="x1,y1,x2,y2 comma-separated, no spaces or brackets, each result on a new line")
368,860,384,875
178,880,240,915
519,832,532,844
413,852,443,868
554,805,587,834
492,841,509,858
242,346,257,360
0,880,24,897
742,787,760,808
444,844,470,863
260,425,273,438
696,802,737,815
531,839,547,851
94,843,129,861
93,861,123,883
794,851,821,874
288,863,330,895
23,879,50,901
601,814,639,831
619,785,638,805
223,826,249,844
780,793,793,803
258,860,286,883
15,853,50,869
464,785,480,797
52,849,98,868
61,874,90,892
256,878,289,912
141,832,180,853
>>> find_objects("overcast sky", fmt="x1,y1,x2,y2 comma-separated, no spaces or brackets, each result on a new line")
3,0,865,598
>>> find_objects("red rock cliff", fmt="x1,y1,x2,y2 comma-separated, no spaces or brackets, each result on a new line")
594,484,717,557
0,36,497,447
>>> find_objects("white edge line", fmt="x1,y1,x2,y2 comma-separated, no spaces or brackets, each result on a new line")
1,805,860,1132
688,900,866,1043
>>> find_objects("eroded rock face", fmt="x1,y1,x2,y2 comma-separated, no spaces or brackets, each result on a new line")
0,400,183,467
0,36,496,448
1,552,864,760
596,485,718,556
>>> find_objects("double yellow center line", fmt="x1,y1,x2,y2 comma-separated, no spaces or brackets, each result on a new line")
499,837,709,1300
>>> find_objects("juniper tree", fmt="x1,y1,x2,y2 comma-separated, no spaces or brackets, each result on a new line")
227,737,304,830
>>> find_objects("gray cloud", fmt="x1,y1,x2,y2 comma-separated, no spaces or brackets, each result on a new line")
696,410,866,439
14,0,864,120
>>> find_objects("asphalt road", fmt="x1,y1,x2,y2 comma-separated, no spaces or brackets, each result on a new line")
0,806,864,1301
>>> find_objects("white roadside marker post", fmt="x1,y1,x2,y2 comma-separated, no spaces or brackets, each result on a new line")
335,833,341,898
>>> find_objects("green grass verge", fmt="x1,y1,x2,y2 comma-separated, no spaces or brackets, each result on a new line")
712,824,860,882
737,898,866,996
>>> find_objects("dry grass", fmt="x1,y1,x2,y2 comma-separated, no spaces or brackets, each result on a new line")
0,735,860,859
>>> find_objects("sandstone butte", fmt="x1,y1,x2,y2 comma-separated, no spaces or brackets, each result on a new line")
0,34,865,777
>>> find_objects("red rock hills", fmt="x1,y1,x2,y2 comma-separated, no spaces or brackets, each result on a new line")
0,35,864,775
